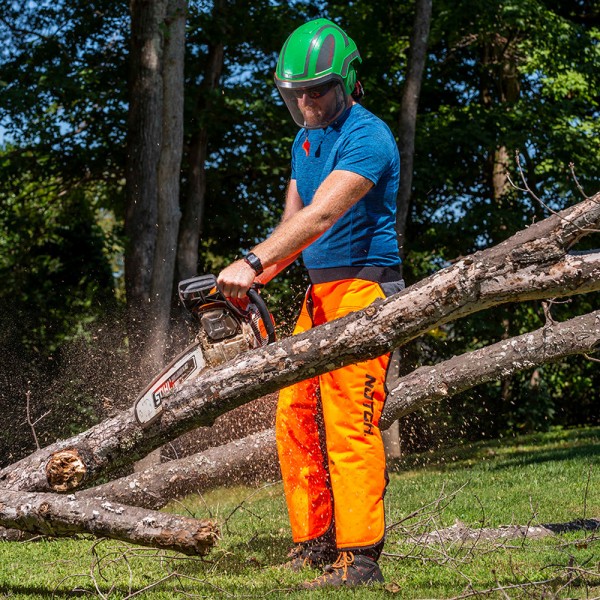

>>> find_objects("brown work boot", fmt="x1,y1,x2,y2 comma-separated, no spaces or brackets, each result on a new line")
301,551,384,589
281,544,336,572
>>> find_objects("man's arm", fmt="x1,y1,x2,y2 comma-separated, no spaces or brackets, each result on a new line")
217,170,373,298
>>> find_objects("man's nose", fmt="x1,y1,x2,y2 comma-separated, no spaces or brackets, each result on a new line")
298,92,315,106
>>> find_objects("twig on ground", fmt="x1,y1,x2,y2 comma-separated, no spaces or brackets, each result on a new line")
221,481,280,535
583,463,593,520
446,577,559,600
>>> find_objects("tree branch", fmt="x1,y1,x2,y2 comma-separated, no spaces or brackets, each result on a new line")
381,309,600,427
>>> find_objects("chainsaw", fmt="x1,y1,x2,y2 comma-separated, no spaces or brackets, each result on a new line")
134,274,276,427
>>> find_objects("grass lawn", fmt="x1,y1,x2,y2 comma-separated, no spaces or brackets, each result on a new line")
0,426,598,598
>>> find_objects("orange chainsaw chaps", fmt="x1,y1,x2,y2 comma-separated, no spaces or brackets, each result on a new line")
276,279,390,550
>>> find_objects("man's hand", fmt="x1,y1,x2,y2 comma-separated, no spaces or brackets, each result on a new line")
217,259,256,299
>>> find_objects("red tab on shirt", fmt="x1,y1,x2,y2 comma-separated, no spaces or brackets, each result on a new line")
302,137,310,157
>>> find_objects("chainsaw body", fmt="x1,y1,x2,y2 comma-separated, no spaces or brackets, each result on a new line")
134,274,275,427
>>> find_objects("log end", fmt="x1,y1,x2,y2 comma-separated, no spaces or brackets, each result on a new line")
155,520,220,556
46,449,87,492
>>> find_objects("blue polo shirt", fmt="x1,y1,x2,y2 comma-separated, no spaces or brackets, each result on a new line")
291,103,400,270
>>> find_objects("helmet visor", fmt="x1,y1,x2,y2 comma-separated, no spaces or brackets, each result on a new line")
275,77,348,129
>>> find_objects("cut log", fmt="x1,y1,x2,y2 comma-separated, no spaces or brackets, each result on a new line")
1,300,595,544
0,193,599,494
0,488,218,555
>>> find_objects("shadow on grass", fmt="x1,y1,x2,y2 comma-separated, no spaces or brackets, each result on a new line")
0,584,134,599
390,426,600,474
231,532,293,566
486,442,600,472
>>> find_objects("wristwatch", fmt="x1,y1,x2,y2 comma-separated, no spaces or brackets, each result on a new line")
243,251,264,275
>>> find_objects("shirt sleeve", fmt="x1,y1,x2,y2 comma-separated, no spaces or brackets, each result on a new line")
334,121,397,185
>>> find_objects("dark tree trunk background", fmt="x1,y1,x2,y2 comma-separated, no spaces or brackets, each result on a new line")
125,0,186,373
396,0,432,265
177,0,225,281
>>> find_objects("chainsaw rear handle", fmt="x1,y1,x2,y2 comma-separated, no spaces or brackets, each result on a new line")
247,287,276,344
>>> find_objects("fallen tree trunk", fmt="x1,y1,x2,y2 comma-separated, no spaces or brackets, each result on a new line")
381,308,600,427
0,488,218,555
83,429,279,509
80,309,599,510
1,194,599,494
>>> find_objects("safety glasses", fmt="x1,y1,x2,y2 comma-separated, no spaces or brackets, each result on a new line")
292,80,338,99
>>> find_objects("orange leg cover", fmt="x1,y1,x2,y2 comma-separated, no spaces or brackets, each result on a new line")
276,279,390,550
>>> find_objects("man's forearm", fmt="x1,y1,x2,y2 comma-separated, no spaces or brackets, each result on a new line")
251,204,331,272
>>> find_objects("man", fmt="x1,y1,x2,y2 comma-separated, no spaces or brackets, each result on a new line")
217,17,403,588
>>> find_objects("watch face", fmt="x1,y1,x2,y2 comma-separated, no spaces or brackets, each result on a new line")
245,253,263,274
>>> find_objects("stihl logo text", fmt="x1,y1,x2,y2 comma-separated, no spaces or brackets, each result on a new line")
152,357,197,407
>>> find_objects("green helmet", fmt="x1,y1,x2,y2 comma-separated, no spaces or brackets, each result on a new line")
275,18,362,129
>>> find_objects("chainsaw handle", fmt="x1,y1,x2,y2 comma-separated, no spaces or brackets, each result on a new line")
247,288,276,344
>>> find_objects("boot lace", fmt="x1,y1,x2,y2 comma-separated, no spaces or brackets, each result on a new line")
314,551,355,584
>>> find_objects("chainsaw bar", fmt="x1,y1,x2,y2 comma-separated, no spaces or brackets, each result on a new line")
134,343,207,427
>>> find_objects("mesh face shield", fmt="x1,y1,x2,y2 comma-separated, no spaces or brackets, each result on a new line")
275,77,348,130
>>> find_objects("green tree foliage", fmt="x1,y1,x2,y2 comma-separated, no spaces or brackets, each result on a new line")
0,176,115,352
184,1,300,250
0,0,129,460
184,1,315,324
413,0,599,257
0,0,128,349
0,0,129,196
0,166,124,465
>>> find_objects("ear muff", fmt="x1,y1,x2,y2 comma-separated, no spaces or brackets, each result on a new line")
345,64,357,95
351,80,365,102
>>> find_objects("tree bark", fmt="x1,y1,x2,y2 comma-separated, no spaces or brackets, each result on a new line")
125,0,187,373
125,0,168,363
84,429,279,509
146,0,186,367
412,518,600,546
390,0,433,458
480,32,521,203
396,0,432,264
1,194,599,494
177,0,225,281
0,488,218,555
78,309,599,510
